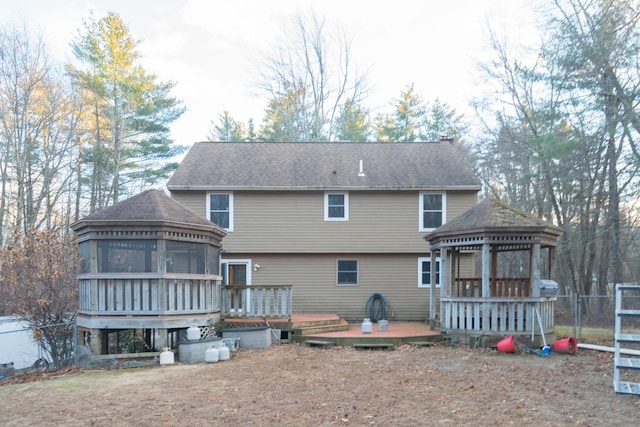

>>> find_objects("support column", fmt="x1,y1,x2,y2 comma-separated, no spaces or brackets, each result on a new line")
429,250,437,330
481,243,490,298
549,246,556,280
439,248,448,331
156,328,169,351
482,243,491,332
531,243,541,297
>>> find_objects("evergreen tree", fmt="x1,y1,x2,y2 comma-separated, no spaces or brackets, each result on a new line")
68,12,185,211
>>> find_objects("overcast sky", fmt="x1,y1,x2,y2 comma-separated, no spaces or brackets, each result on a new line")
3,0,540,145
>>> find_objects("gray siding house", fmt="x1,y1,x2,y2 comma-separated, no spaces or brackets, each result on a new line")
167,141,481,321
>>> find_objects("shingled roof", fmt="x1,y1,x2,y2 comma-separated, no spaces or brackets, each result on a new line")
425,198,564,248
167,141,481,190
72,189,222,232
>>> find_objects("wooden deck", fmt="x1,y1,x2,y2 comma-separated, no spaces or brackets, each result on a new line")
222,314,442,349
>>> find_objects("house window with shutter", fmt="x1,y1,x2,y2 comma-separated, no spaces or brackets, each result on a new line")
208,192,233,231
325,192,349,221
337,259,358,286
419,193,445,231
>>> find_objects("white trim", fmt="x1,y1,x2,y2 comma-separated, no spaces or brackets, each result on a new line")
221,259,252,314
336,258,359,286
221,259,252,285
206,192,234,231
419,192,446,231
324,192,349,221
418,256,441,288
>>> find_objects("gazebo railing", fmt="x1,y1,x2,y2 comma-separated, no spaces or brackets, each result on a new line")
78,273,221,315
452,277,530,298
440,296,555,334
222,285,292,320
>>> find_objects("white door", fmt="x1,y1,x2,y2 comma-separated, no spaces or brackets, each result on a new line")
221,260,251,313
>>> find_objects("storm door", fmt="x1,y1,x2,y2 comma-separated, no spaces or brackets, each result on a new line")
221,260,251,313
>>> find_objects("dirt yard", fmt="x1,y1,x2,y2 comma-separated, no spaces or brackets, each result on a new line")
1,343,638,426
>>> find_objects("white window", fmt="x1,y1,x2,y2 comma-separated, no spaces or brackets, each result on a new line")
324,192,349,221
418,256,441,288
337,259,358,286
207,192,233,231
419,193,445,231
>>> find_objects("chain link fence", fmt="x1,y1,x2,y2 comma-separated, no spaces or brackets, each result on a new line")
555,293,640,344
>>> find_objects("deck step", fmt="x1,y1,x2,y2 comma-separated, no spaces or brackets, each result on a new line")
294,319,350,335
408,341,435,347
304,340,335,349
290,318,343,330
353,343,395,351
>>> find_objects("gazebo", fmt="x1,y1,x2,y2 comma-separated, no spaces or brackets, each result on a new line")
424,199,564,345
72,189,226,355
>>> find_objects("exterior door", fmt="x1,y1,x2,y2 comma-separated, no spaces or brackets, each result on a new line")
222,260,251,312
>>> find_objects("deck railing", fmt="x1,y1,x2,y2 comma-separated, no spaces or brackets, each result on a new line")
452,277,531,298
440,297,555,334
222,285,292,320
78,274,221,315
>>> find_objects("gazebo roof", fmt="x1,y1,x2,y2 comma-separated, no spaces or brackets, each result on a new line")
425,198,563,249
71,189,226,238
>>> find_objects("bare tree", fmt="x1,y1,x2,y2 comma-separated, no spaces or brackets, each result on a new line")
546,0,640,296
0,229,78,368
256,12,369,141
0,22,81,240
471,1,634,300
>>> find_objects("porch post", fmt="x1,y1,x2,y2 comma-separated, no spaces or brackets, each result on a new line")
429,250,437,329
482,243,490,332
549,246,556,280
481,243,490,297
531,243,541,297
440,247,448,298
439,248,448,331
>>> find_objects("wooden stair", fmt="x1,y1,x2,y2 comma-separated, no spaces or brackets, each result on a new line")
293,318,350,336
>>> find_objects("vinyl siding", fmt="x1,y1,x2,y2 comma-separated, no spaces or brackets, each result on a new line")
230,252,474,321
172,189,478,254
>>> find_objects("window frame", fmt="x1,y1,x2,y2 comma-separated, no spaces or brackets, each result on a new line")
207,192,234,231
419,192,446,231
336,259,359,286
324,192,349,221
418,256,441,288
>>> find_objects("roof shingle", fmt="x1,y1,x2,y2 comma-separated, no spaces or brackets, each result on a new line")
168,141,481,190
74,189,216,228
